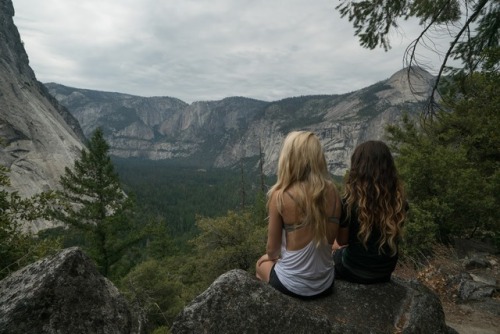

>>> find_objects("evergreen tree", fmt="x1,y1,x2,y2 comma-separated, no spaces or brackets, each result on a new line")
0,165,60,279
51,128,137,276
387,61,499,251
120,258,185,331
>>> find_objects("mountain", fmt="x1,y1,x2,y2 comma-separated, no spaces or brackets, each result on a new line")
0,0,86,229
0,0,434,235
46,67,434,176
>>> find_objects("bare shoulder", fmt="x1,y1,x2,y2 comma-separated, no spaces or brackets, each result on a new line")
325,182,339,201
326,182,341,216
268,189,280,210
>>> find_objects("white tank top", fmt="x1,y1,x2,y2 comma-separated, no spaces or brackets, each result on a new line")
274,230,334,296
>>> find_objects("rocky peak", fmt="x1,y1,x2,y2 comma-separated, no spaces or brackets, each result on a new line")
386,66,435,103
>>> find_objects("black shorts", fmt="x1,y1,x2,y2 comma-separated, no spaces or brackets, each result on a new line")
269,264,333,300
333,248,391,284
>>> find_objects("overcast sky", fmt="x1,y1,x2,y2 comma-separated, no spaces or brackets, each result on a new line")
12,0,444,104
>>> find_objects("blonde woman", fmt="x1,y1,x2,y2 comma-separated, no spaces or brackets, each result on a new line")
256,131,341,299
333,140,407,284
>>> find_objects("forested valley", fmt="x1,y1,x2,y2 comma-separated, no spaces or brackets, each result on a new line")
113,158,270,244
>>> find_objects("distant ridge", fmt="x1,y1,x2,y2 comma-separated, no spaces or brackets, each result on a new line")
46,67,434,176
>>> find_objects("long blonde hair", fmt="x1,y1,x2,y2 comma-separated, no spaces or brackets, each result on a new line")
267,131,334,245
344,141,406,256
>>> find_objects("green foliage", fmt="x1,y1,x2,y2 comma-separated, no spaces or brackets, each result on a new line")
109,157,270,331
151,327,170,334
140,218,179,261
336,0,493,52
400,203,438,259
190,210,267,283
250,190,268,225
387,67,500,254
49,128,143,277
53,128,128,228
120,198,268,331
336,0,499,107
0,165,61,279
113,158,263,239
120,259,185,331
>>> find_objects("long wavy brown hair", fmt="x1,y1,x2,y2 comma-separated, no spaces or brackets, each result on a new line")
344,141,406,256
268,131,335,245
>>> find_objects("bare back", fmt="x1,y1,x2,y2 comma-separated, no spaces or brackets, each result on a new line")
280,184,340,251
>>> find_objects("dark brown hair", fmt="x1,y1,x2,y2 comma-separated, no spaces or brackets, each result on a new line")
344,140,406,256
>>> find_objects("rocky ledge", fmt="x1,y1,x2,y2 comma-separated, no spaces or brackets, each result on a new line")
172,269,458,334
0,247,459,334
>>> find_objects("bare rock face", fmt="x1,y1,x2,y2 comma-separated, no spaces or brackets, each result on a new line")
0,0,85,232
171,269,457,334
0,247,142,334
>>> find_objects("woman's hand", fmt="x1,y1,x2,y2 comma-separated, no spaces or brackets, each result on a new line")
257,254,278,267
332,240,348,252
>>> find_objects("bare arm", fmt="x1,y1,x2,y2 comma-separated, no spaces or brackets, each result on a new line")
325,185,341,244
336,227,349,246
266,191,282,260
334,199,349,249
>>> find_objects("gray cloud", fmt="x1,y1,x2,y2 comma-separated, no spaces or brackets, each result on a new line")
13,0,443,103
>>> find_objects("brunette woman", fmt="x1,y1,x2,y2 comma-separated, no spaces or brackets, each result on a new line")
333,140,406,284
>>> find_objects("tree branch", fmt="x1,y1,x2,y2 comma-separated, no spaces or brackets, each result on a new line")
427,0,490,117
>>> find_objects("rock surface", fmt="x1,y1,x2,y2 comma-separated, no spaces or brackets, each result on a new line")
0,0,86,231
0,247,142,334
171,269,457,334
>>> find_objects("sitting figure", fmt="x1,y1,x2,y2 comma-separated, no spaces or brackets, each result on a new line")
256,131,341,299
333,140,407,284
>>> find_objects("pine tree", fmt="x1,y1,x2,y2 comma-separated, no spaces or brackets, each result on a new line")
0,165,60,279
386,61,499,249
336,0,499,114
51,128,135,276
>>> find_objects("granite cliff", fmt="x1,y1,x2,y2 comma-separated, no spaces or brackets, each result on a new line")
47,67,434,176
0,0,85,217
